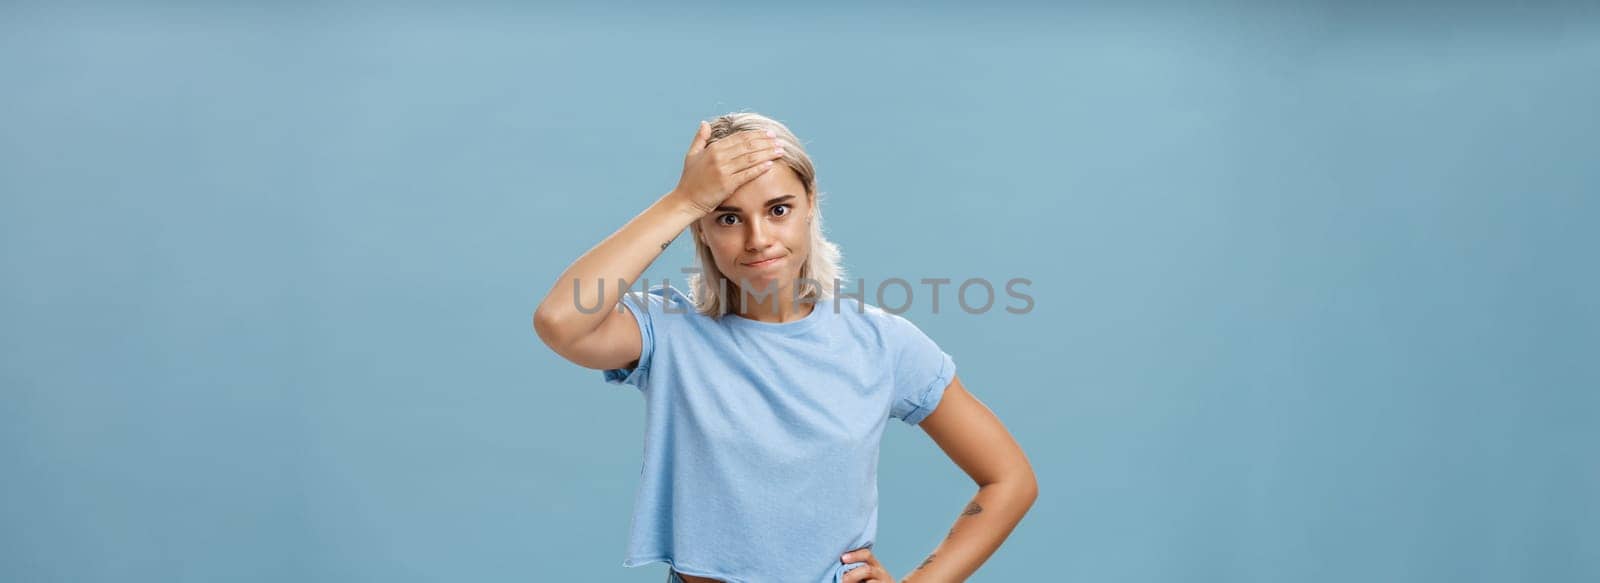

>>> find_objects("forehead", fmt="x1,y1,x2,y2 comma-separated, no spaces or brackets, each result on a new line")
724,164,805,207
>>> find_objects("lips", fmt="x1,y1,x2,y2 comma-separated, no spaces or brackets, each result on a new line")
743,255,784,267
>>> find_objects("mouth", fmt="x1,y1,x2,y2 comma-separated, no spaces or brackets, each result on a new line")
742,255,785,268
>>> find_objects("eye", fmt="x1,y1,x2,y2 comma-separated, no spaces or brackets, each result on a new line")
771,204,790,217
716,214,740,226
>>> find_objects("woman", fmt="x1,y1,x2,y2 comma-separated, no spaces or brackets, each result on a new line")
533,113,1037,582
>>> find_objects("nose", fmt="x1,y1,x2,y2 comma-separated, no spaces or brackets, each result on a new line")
745,217,775,253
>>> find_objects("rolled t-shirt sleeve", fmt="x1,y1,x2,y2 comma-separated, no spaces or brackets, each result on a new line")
888,315,957,426
600,286,668,389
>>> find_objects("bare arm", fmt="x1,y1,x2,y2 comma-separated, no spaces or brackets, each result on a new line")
903,375,1039,582
531,121,784,369
530,191,702,368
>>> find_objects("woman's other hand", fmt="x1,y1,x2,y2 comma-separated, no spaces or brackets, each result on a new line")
840,546,896,583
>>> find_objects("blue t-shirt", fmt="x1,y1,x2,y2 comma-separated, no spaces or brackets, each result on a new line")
600,283,956,583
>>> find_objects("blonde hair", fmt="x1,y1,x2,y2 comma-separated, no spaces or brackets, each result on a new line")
687,112,846,318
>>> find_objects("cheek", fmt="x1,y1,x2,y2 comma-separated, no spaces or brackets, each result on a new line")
786,224,811,246
706,232,739,254
698,227,728,247
702,234,741,267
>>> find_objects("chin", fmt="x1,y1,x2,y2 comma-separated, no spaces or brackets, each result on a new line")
737,274,794,293
740,276,781,290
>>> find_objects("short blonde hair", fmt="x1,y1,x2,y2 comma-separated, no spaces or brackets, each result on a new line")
687,112,846,318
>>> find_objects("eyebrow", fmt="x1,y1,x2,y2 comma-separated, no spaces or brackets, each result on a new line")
715,194,797,213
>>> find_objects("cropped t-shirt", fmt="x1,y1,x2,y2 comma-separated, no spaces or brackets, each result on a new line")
600,283,956,583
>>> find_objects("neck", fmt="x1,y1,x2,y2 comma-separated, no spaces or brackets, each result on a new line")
733,284,814,323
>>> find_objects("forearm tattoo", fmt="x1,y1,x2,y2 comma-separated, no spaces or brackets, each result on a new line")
918,502,983,572
951,501,983,534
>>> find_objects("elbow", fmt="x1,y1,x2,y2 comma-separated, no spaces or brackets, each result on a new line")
985,471,1038,507
1013,478,1039,514
532,304,572,352
1009,473,1038,505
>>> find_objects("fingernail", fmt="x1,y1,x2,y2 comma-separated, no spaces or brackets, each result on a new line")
840,553,850,561
766,130,776,137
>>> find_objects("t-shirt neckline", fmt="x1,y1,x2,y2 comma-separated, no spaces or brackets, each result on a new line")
722,297,832,335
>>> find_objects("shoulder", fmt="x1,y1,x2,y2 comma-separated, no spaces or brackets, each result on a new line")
829,295,925,343
624,281,696,312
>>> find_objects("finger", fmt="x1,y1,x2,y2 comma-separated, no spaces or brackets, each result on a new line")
744,135,784,160
724,146,785,175
688,120,709,154
840,548,878,580
711,139,778,165
844,548,874,562
840,563,871,583
747,129,778,149
711,129,778,155
728,158,774,186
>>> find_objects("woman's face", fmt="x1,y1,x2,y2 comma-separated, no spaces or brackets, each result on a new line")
696,164,814,298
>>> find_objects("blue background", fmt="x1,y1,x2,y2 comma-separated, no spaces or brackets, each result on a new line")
3,2,1597,581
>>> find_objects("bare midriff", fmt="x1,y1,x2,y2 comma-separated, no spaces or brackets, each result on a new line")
674,571,723,583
